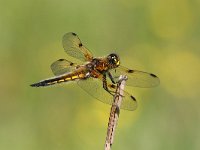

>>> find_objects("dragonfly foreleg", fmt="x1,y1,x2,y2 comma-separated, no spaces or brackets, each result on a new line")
107,71,116,84
103,74,115,96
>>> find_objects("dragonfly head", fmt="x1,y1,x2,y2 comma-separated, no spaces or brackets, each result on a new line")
107,53,120,69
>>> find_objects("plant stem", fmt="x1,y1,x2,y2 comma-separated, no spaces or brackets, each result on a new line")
104,75,127,150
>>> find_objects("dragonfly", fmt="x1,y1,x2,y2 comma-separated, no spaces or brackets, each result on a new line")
30,32,160,111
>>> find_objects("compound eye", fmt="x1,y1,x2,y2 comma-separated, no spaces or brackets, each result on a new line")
107,53,120,66
113,57,120,66
113,58,117,63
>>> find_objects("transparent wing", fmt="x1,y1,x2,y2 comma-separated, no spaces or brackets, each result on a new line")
77,77,137,111
62,32,93,62
50,59,77,76
109,66,160,88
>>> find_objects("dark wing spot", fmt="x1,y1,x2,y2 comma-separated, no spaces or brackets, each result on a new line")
58,59,65,61
70,62,74,66
130,95,136,101
78,43,83,47
127,69,134,73
150,73,157,78
72,32,77,36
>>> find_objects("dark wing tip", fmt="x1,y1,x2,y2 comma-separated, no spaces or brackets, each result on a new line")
150,73,158,78
130,95,136,101
150,73,160,87
71,32,77,36
127,69,134,73
58,59,65,61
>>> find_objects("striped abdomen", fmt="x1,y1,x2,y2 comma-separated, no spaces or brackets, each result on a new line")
30,71,86,87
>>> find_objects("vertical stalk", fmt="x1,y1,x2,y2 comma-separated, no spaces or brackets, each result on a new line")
104,75,127,150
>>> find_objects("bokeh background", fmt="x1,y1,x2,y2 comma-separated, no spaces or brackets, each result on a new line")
0,0,200,150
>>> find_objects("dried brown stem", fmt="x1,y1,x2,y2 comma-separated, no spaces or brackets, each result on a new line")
104,75,127,150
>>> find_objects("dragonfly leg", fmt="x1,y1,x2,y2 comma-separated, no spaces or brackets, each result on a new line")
103,74,126,98
103,74,115,96
107,71,116,84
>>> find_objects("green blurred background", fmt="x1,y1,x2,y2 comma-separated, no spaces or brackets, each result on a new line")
0,0,200,149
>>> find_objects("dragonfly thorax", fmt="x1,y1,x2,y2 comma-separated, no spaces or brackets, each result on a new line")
87,53,120,73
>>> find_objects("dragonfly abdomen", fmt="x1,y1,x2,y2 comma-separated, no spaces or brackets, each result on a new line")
30,72,86,87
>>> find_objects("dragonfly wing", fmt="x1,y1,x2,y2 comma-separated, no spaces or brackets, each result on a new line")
109,66,160,88
50,59,77,76
120,91,137,111
107,83,137,111
77,77,137,111
62,32,93,62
